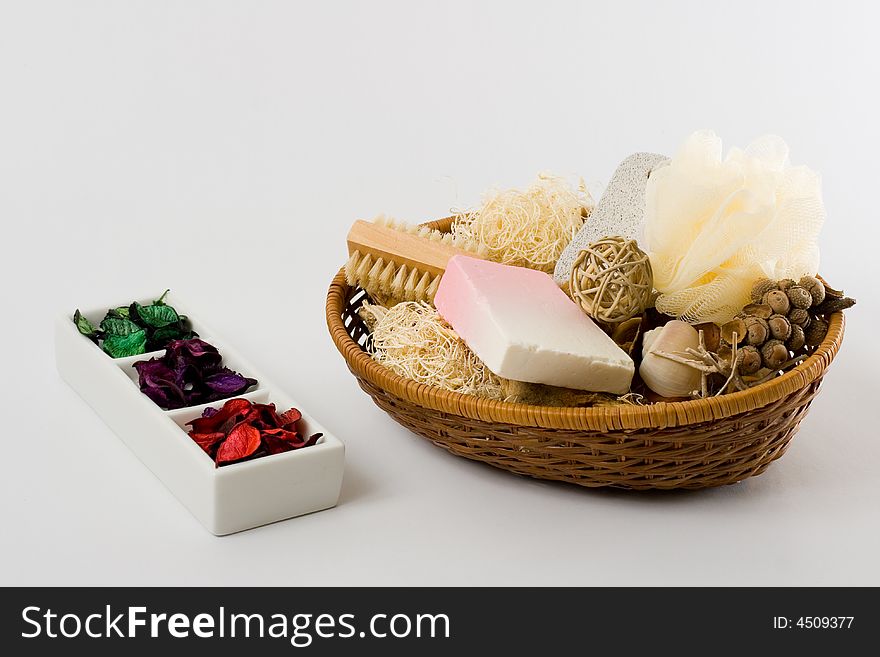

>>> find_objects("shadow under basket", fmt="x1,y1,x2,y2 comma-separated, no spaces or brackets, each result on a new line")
326,218,846,491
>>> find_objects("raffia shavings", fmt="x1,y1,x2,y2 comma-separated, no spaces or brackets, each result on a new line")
450,173,593,273
359,301,503,400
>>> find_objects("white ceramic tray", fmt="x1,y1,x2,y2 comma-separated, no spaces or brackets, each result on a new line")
54,291,345,535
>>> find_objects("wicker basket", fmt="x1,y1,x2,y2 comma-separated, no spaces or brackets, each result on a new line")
326,218,846,490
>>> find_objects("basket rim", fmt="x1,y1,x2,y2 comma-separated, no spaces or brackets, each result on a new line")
326,218,845,432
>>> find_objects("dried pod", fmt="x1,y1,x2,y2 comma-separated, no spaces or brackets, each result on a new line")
813,296,856,316
822,281,845,299
763,290,790,315
787,307,811,329
798,276,825,307
639,321,702,398
750,278,778,303
742,303,773,320
694,322,720,352
767,314,792,341
761,339,789,369
610,316,642,355
787,324,805,352
739,345,762,375
720,318,746,345
777,278,797,292
786,285,812,310
804,317,829,346
743,316,769,346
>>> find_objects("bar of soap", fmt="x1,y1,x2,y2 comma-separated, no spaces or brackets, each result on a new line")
434,256,634,394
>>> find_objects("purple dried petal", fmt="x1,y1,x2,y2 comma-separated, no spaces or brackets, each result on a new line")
133,358,171,384
134,358,186,409
167,338,213,357
165,338,222,370
134,338,256,410
203,370,256,394
140,383,171,408
173,362,200,387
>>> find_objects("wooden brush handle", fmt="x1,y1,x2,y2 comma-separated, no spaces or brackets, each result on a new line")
346,220,475,277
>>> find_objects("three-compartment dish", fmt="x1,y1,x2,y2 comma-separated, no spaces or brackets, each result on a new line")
56,291,344,535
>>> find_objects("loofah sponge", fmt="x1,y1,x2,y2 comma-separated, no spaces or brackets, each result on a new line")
644,131,825,324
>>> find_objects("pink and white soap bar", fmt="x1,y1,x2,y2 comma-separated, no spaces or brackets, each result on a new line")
434,256,634,394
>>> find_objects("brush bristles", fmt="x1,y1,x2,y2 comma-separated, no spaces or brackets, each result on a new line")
389,263,409,299
372,215,486,256
346,215,482,303
346,250,441,303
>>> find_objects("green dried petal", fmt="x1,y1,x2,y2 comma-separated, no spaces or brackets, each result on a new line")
73,310,98,337
135,302,180,328
145,318,198,351
100,316,142,336
106,306,131,319
102,329,146,358
149,326,178,342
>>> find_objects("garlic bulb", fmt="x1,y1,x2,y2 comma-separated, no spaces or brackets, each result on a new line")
640,320,702,398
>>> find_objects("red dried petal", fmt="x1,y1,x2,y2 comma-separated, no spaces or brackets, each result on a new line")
216,422,262,465
261,427,304,446
186,416,214,434
223,397,254,417
263,434,295,455
187,398,253,433
252,402,281,425
248,406,275,433
192,401,316,465
277,408,302,427
261,427,298,437
189,432,226,454
242,406,263,426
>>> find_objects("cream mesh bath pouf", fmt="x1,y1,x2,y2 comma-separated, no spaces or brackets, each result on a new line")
644,130,825,324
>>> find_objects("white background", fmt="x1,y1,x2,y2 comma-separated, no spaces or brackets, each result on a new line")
1,1,878,586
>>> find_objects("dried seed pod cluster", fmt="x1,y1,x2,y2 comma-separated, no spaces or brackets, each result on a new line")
720,275,856,373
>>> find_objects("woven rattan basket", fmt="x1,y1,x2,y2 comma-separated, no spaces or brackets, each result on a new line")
327,218,845,490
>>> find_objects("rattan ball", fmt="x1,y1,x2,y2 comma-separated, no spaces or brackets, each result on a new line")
569,236,653,324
